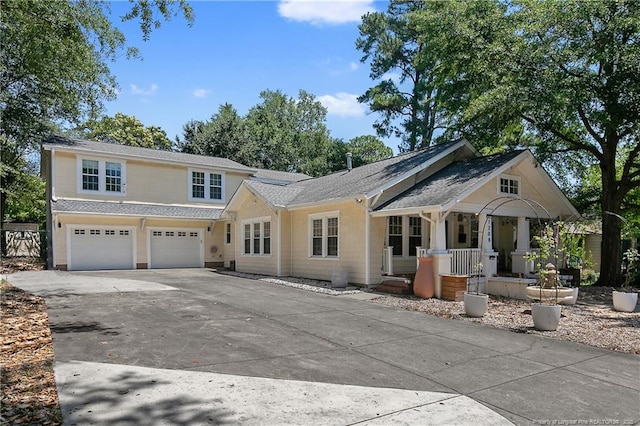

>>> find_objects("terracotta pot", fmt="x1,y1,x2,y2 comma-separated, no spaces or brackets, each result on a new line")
413,257,435,299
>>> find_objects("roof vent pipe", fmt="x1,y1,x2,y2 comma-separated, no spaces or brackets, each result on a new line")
346,152,353,171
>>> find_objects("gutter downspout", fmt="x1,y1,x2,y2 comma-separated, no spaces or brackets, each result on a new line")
277,210,282,277
365,203,371,286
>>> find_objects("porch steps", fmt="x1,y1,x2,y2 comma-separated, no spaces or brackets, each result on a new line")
374,277,413,295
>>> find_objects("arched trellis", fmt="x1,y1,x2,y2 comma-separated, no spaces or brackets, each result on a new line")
468,196,554,293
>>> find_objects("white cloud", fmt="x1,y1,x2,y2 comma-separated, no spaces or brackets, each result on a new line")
318,92,365,117
192,88,211,98
278,0,376,25
349,62,359,71
130,83,158,96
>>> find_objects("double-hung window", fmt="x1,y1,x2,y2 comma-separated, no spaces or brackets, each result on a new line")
309,213,339,258
242,218,271,255
189,169,225,202
388,216,403,256
78,158,125,195
498,174,520,196
387,216,422,257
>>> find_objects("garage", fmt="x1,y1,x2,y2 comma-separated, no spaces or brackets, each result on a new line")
68,227,135,271
149,228,204,268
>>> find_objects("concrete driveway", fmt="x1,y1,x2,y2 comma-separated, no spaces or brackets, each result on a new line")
7,269,639,425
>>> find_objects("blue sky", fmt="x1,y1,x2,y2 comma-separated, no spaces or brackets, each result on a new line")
104,0,401,152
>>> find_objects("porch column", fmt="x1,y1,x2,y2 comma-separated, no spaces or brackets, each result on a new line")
478,213,498,278
428,213,451,298
511,216,530,274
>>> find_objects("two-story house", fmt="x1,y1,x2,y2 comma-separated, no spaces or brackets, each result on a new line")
43,136,578,297
41,136,308,271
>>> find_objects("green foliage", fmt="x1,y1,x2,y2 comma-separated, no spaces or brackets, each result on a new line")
83,112,172,150
357,1,449,152
344,135,393,168
3,160,45,225
622,248,639,291
178,90,358,177
408,0,640,287
0,0,193,230
177,104,257,166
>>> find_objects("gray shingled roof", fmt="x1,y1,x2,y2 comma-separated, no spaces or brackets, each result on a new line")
52,199,223,219
271,139,464,206
43,136,256,173
244,180,305,207
375,150,525,212
252,169,311,183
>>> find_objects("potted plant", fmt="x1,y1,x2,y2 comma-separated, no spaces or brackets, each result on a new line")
613,247,639,312
526,224,564,331
464,261,488,317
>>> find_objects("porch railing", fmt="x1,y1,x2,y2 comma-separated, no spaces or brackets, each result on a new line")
450,248,482,275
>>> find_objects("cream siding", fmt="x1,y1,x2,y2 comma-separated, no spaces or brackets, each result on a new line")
368,216,387,285
234,196,278,276
290,200,368,285
53,151,250,205
280,210,292,276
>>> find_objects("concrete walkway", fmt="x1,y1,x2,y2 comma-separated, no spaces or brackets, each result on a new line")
7,269,640,425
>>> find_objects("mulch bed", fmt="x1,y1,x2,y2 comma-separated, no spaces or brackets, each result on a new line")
1,259,61,425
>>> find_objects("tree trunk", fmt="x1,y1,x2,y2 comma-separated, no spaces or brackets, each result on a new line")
596,142,624,287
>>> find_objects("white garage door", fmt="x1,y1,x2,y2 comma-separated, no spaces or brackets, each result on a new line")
149,229,203,268
69,227,135,271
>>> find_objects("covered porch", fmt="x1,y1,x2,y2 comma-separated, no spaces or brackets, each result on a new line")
376,206,547,298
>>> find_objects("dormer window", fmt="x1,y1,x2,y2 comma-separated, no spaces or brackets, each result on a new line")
77,157,126,195
498,175,520,196
189,169,225,202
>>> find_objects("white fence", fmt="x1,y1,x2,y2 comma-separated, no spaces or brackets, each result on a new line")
450,249,482,275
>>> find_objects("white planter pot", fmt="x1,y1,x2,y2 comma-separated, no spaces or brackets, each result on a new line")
464,293,488,318
531,303,561,331
612,291,638,313
559,287,579,305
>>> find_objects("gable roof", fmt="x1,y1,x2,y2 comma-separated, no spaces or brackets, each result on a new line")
242,139,469,210
244,180,306,207
374,150,525,213
251,169,311,184
286,139,468,206
51,199,223,220
42,136,257,173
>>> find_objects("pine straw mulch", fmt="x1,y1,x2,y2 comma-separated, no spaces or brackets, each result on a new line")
1,258,62,425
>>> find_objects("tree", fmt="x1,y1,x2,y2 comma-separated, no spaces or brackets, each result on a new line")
331,135,393,171
0,0,193,250
83,112,172,150
357,0,448,152
244,90,338,177
410,0,640,286
177,104,258,166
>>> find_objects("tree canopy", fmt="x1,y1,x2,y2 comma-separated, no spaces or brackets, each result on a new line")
83,112,173,150
357,0,448,152
359,0,639,285
178,90,351,177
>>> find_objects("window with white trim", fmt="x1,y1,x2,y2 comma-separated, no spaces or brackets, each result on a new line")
242,218,271,255
226,223,232,244
189,169,225,202
309,213,339,258
387,216,422,257
498,175,520,196
408,217,422,256
78,158,126,195
388,216,403,256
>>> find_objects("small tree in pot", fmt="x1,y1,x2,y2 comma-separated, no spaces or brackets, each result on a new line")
526,225,567,331
613,248,639,312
